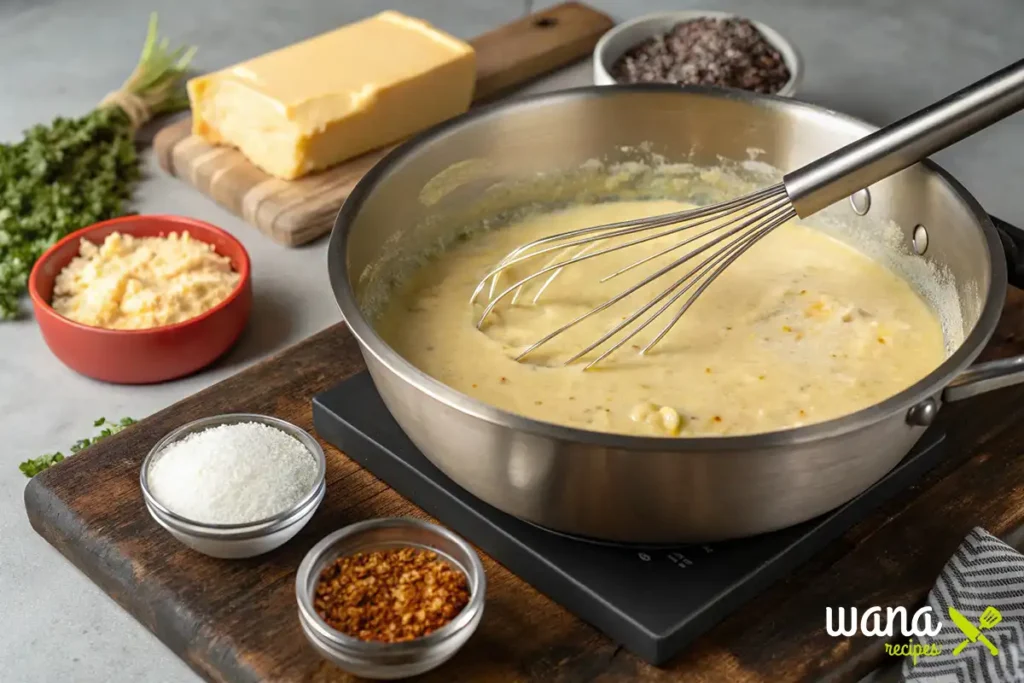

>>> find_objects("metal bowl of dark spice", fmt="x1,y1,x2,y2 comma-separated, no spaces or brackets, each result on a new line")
594,11,801,96
295,518,486,679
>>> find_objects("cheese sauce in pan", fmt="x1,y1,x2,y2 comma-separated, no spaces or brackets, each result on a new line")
376,200,946,436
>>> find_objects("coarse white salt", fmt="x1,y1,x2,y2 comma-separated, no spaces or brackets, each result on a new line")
147,421,317,525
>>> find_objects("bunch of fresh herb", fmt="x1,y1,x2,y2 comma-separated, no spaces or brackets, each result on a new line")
20,416,137,477
0,14,196,319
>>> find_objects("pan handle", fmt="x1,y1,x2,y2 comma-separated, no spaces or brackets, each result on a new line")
992,214,1024,290
943,356,1024,402
940,214,1024,404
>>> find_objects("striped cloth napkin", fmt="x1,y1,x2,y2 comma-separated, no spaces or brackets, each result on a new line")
900,528,1024,682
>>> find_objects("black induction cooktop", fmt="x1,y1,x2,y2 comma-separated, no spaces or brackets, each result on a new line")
312,372,946,665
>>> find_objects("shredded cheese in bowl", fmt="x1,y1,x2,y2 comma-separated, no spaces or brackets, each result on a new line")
51,231,240,330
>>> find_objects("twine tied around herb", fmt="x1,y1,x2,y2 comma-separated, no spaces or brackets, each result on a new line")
97,12,196,131
99,90,152,130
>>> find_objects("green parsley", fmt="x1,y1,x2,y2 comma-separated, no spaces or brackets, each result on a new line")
0,14,195,319
20,417,137,477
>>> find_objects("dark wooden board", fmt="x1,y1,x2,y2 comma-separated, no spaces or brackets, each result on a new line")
152,2,614,247
24,289,1024,683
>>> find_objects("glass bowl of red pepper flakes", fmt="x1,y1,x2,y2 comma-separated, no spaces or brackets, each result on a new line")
295,517,486,679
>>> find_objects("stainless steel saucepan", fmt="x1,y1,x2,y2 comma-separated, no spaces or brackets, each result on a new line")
328,86,1024,543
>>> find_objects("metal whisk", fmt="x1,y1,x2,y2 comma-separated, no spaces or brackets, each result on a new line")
472,59,1024,368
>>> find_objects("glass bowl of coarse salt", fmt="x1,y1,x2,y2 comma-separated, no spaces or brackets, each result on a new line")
140,413,326,559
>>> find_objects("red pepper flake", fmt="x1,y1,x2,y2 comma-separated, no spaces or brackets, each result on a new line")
313,548,470,643
499,377,508,384
713,416,722,423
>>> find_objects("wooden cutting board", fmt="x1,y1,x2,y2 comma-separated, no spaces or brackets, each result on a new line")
153,2,614,247
24,289,1024,683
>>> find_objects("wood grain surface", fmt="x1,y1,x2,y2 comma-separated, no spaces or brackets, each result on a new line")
153,2,614,247
24,288,1024,683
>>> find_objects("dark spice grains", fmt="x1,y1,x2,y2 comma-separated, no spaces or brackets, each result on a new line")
611,17,791,94
314,547,471,643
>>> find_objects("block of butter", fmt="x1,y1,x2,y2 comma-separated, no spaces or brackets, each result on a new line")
187,11,476,180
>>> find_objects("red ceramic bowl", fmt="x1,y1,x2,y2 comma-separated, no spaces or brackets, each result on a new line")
29,215,252,384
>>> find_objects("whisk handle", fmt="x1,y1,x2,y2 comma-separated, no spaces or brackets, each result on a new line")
784,58,1024,218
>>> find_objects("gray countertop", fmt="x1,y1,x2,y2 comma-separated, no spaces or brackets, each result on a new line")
2,0,1022,680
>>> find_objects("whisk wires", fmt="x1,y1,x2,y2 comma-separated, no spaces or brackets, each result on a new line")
471,184,796,368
